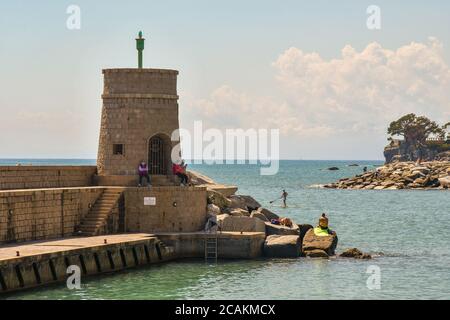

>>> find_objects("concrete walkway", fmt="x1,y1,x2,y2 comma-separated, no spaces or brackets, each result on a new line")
0,233,155,262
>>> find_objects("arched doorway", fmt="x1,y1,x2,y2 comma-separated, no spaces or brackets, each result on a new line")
148,135,167,175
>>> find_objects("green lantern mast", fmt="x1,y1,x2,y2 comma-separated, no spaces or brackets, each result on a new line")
136,31,145,68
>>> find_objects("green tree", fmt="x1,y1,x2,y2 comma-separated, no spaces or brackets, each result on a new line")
387,113,445,143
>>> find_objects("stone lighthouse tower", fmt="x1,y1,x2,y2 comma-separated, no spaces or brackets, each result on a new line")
96,32,179,186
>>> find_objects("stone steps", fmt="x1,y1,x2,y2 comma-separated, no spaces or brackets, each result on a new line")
78,188,123,236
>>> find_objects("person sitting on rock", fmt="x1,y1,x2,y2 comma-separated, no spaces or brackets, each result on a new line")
314,213,336,236
138,160,151,187
279,217,293,228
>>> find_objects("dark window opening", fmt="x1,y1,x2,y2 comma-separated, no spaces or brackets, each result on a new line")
113,144,124,155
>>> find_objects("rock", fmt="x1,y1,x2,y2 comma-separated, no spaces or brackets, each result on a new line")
265,222,300,236
207,189,231,209
348,164,359,166
250,211,269,222
207,204,221,216
204,214,218,232
228,208,249,217
264,235,301,258
304,249,329,258
302,228,338,256
229,195,261,211
436,151,450,161
324,160,450,190
340,248,372,259
298,224,313,243
187,170,216,185
328,167,339,171
255,207,279,221
216,215,266,233
438,176,450,188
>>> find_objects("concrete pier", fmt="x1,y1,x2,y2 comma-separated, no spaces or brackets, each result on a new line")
156,232,265,259
0,231,265,294
0,234,175,294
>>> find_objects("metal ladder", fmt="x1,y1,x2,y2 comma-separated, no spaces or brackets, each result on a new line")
205,234,218,262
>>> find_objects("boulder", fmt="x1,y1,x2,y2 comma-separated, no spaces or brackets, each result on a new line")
207,189,231,209
438,176,450,188
302,228,338,256
250,211,269,222
298,224,313,243
207,204,221,216
304,249,329,258
340,248,372,259
264,235,301,258
229,195,261,211
207,185,238,197
255,207,279,221
187,170,216,185
328,167,339,170
216,215,266,233
265,222,300,236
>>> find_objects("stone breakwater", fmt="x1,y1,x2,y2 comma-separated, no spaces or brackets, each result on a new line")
323,161,450,190
188,171,370,259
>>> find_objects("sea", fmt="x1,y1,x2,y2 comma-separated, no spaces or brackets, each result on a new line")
1,159,449,300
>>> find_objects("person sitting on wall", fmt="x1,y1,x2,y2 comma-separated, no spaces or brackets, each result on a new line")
313,213,336,236
180,160,191,185
138,160,151,187
172,160,189,186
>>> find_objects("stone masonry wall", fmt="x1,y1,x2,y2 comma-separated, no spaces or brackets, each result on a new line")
124,187,207,233
97,69,180,178
0,166,96,191
0,187,104,244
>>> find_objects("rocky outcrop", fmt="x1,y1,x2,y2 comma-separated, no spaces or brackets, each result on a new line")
324,161,450,190
302,229,338,257
339,248,372,259
383,139,450,164
264,235,301,258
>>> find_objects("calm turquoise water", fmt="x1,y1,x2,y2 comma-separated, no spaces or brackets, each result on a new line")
2,159,450,300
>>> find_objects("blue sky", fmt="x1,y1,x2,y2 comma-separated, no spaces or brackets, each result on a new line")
0,1,449,159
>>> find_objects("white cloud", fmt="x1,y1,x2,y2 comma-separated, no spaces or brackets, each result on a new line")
272,37,450,134
181,38,450,159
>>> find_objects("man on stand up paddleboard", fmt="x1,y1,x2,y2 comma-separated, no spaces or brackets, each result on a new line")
281,189,288,208
270,189,289,208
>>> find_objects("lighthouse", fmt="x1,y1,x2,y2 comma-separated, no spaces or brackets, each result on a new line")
96,32,180,186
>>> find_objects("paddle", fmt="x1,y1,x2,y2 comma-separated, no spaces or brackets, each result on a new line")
269,197,282,204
